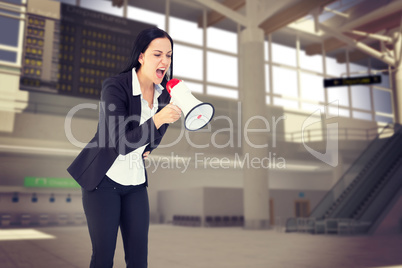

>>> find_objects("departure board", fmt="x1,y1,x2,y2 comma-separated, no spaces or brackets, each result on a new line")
20,2,154,99
21,15,53,91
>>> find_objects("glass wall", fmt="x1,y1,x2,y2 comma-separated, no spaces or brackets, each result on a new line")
174,44,203,81
169,8,238,97
80,0,122,16
0,0,25,67
75,0,396,123
265,35,393,123
6,0,393,123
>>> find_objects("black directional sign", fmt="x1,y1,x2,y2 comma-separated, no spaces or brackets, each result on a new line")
324,75,382,88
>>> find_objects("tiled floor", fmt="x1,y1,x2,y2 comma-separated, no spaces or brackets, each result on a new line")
0,224,401,268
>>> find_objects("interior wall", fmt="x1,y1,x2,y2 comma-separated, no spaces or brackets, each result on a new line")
157,188,204,223
0,148,333,223
270,189,326,225
203,187,243,216
0,89,381,224
158,187,326,226
0,191,83,224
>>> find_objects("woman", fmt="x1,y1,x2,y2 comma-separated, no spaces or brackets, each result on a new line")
67,27,181,268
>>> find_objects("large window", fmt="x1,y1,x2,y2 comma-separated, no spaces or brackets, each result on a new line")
2,0,22,3
265,64,270,93
326,56,347,77
373,70,390,89
0,0,24,66
3,0,393,124
0,15,20,47
300,72,324,102
272,66,297,98
373,88,393,123
272,43,296,67
207,27,237,54
184,80,203,94
327,87,349,106
174,44,203,81
351,86,371,111
299,50,322,73
273,97,298,109
264,33,393,123
373,89,392,114
127,6,165,30
207,85,238,99
207,51,238,88
205,27,238,99
80,0,122,16
170,16,202,46
349,61,367,75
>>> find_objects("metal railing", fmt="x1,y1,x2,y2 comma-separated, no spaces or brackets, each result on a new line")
283,126,385,143
309,124,400,219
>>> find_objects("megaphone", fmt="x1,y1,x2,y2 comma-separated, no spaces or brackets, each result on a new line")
166,79,215,131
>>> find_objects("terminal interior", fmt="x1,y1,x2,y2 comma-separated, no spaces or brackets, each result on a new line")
0,0,402,267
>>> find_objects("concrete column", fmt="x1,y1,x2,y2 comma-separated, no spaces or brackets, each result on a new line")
240,26,270,229
393,32,402,124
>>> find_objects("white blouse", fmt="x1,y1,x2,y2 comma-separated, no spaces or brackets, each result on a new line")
106,69,163,186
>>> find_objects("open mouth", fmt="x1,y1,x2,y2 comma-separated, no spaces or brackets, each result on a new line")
156,68,165,79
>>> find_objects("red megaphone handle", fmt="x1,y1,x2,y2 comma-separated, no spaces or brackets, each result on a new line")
166,78,182,95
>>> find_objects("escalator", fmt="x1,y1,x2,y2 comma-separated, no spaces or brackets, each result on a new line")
286,124,402,234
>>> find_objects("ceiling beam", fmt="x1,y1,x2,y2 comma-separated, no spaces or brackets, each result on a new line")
348,30,393,44
111,0,124,7
306,11,402,55
319,23,395,66
306,38,344,55
335,0,402,33
306,1,402,56
193,0,247,27
306,32,370,55
338,50,366,64
197,0,245,28
259,0,336,35
354,11,402,33
336,43,381,63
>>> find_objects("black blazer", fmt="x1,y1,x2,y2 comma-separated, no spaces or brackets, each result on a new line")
67,70,171,190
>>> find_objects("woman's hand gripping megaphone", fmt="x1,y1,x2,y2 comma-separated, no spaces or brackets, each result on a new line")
153,103,182,129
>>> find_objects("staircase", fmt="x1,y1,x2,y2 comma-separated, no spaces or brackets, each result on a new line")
286,124,402,235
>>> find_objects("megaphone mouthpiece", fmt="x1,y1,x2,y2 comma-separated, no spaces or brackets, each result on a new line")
166,78,182,95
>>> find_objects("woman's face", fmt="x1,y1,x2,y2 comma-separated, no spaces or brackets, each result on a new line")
138,37,172,85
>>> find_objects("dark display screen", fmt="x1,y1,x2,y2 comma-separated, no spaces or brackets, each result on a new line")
20,3,154,99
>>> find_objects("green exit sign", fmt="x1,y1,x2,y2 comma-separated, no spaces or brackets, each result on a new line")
24,177,80,188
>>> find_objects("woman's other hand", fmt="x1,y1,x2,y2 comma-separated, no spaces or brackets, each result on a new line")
143,151,150,159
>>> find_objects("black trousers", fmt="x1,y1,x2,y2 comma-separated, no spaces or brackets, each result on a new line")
82,176,149,268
